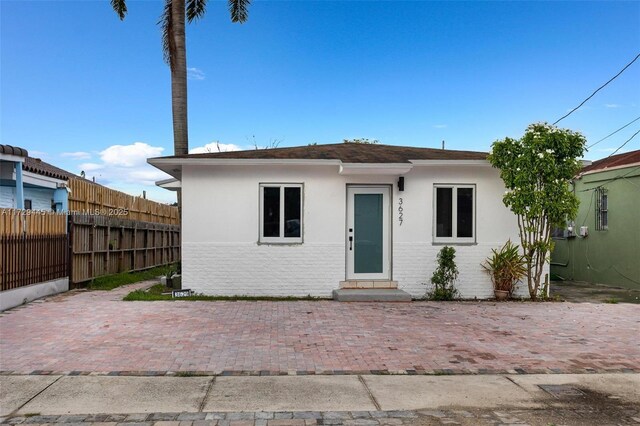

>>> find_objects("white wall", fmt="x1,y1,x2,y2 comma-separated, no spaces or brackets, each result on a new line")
182,163,535,298
0,278,69,312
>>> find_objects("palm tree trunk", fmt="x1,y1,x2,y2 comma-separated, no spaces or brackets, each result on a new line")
171,0,188,157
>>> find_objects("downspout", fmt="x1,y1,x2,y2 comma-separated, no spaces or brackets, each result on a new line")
15,162,24,209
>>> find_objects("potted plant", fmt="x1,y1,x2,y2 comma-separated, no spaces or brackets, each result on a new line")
481,240,527,300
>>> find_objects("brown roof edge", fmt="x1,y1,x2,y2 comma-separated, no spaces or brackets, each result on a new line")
22,157,79,181
153,143,488,163
581,149,640,174
0,144,29,157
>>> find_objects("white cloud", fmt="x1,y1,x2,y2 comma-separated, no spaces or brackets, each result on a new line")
187,67,205,81
78,162,104,172
100,142,164,167
29,150,48,159
69,142,173,203
190,142,242,154
604,104,622,108
432,124,447,129
61,151,91,160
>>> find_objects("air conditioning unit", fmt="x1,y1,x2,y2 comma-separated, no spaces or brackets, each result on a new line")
579,226,589,237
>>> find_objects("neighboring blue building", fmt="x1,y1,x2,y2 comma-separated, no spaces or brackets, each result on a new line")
0,145,73,212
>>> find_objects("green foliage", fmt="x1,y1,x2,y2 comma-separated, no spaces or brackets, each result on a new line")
124,284,325,302
488,122,586,300
88,264,177,291
343,138,379,144
427,246,460,300
481,240,527,295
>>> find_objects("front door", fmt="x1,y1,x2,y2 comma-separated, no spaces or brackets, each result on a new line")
346,185,391,280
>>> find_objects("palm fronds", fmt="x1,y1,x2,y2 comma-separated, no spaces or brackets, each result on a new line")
229,0,250,23
111,0,127,20
159,0,177,69
186,0,207,22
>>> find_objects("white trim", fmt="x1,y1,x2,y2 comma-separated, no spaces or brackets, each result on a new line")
20,171,65,189
410,159,490,166
148,157,490,179
0,154,26,163
156,178,181,190
432,184,476,244
339,163,413,175
346,185,391,280
259,183,303,244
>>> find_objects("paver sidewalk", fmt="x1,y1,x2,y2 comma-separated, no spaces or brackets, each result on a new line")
0,282,639,374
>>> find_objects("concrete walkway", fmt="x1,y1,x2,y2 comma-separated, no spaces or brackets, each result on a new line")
1,373,639,424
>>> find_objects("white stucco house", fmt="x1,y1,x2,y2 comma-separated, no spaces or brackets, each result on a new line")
149,143,529,300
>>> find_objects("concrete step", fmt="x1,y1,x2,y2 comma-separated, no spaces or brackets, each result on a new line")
332,289,412,302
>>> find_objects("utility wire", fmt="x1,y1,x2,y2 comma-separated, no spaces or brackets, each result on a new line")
553,52,640,125
607,128,640,158
579,165,640,192
588,116,640,149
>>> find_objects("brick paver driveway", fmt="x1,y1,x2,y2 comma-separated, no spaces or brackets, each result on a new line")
1,282,638,375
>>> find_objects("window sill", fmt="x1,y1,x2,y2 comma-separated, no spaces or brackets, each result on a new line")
432,241,477,246
257,240,304,246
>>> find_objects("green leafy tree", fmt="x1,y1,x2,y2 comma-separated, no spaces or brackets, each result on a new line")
488,123,586,300
110,0,250,157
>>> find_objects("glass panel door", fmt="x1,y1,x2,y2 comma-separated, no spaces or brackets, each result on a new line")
346,186,390,280
354,194,383,273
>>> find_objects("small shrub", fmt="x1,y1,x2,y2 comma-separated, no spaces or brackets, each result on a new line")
426,246,459,301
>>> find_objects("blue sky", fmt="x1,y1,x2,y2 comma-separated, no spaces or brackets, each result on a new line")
2,0,639,203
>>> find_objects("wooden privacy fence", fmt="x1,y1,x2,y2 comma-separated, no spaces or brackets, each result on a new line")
1,234,69,291
1,208,67,235
69,214,180,285
68,178,179,225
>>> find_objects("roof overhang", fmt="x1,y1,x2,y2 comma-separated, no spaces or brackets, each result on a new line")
148,157,491,181
579,161,640,177
339,163,413,175
156,178,181,191
0,154,26,163
19,170,66,189
148,157,343,179
409,159,490,166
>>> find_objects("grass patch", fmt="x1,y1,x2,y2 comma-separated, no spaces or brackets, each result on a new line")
604,298,619,304
89,265,176,291
123,284,326,302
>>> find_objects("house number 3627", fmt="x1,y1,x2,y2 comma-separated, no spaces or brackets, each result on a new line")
398,198,404,226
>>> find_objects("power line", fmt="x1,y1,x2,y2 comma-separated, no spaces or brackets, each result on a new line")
553,52,640,125
607,128,640,158
579,165,640,192
588,116,640,149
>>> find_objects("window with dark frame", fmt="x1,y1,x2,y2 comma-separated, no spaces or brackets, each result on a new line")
260,184,303,243
24,199,32,210
434,185,475,243
595,188,608,231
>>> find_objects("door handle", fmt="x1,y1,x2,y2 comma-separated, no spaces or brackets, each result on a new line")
349,236,353,250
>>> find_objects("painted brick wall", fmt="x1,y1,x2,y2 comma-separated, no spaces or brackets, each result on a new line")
393,242,533,299
183,242,344,297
